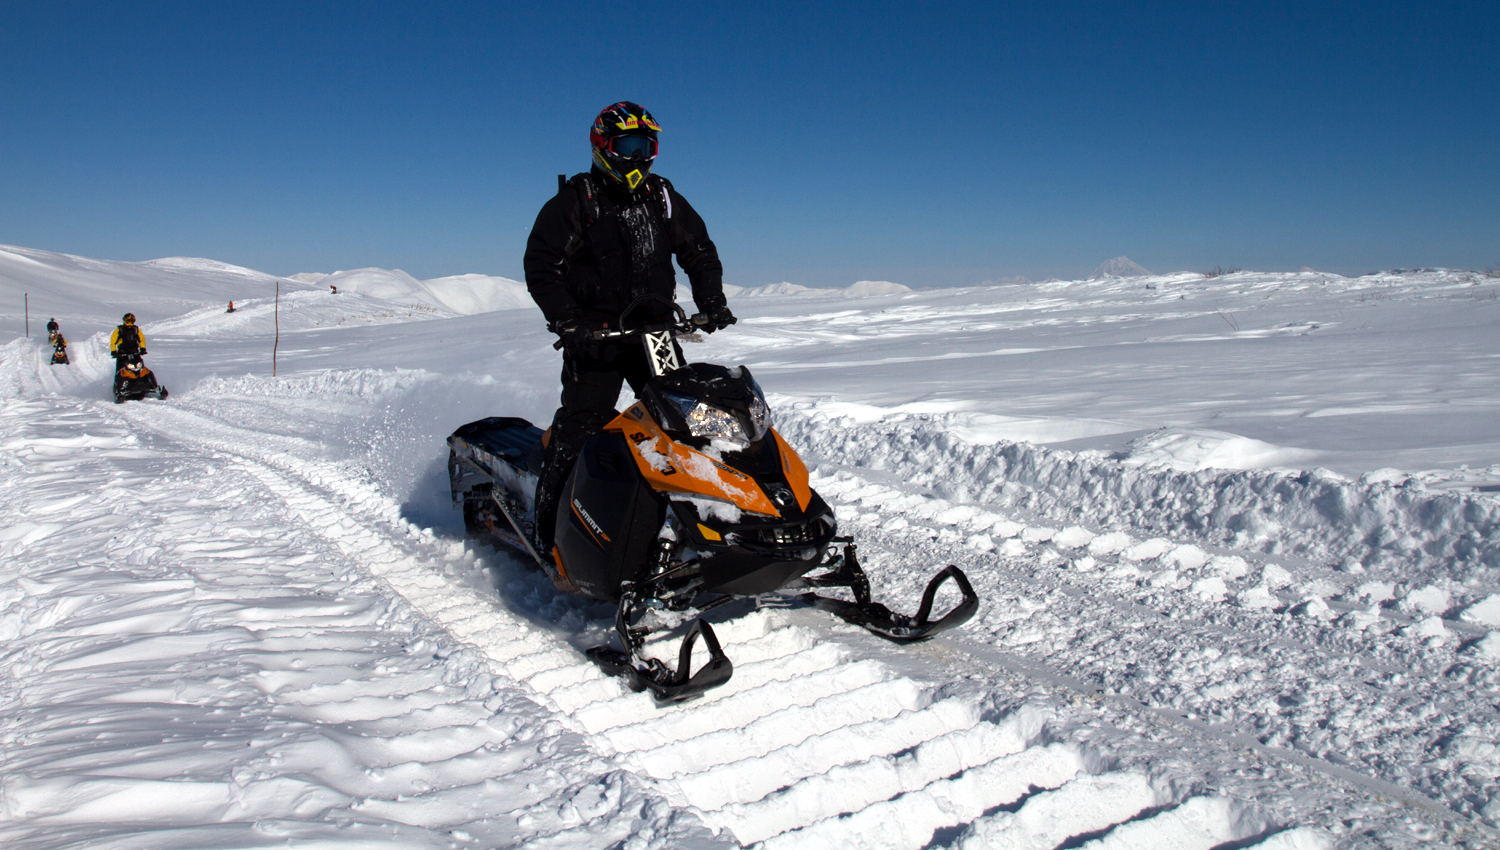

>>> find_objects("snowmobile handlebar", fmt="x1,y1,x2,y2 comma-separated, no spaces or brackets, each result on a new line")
586,313,708,341
551,294,710,350
551,316,705,350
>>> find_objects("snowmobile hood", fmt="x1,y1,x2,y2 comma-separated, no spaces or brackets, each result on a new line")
606,401,786,517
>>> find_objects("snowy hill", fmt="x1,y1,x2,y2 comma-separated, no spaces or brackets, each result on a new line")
721,280,914,299
0,246,533,345
0,244,301,339
318,268,533,315
3,245,1500,848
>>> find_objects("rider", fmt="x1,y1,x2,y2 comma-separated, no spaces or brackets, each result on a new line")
109,313,146,392
523,101,736,552
46,318,59,341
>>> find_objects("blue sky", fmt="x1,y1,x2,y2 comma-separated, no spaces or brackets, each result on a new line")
2,1,1496,285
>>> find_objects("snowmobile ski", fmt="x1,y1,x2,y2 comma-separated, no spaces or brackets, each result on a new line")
793,541,979,642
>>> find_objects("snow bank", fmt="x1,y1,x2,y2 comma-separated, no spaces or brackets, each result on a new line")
779,408,1500,582
1123,427,1320,471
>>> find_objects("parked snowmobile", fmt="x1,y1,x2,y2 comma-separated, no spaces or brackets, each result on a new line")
448,297,978,701
113,353,168,403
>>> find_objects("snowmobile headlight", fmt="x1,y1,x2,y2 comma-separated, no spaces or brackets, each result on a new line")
686,402,749,442
662,392,749,442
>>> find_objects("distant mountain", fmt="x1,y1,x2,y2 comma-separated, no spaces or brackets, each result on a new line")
1089,256,1152,279
719,280,914,299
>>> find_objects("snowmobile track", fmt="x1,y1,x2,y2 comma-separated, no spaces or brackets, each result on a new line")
101,397,1342,848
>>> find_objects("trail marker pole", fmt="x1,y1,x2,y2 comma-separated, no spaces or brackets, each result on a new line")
24,294,28,338
273,282,280,377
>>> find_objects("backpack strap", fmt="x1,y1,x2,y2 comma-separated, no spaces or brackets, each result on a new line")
649,174,673,222
567,172,601,228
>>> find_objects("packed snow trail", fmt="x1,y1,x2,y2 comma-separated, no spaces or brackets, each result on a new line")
105,378,1308,849
0,391,725,848
0,352,1336,847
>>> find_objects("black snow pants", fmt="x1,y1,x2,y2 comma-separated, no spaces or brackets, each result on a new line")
533,340,668,550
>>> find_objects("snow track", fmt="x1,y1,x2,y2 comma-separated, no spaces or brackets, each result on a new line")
77,383,1325,848
0,390,725,849
789,456,1500,847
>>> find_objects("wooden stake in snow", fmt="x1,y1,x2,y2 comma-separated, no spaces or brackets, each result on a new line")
273,282,280,377
25,293,28,338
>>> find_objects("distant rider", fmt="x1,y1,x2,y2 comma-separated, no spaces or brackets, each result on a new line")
523,101,735,553
227,301,235,313
46,317,59,343
109,313,147,393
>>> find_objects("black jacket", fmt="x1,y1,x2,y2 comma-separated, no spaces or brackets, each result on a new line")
524,171,724,328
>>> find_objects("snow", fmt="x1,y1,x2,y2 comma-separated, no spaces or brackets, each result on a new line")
1461,594,1500,627
321,268,533,315
3,242,1500,847
720,280,913,299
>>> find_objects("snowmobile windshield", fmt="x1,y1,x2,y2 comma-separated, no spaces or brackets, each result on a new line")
745,379,771,441
648,363,774,446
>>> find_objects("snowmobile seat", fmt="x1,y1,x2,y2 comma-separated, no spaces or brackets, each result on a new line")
451,417,544,468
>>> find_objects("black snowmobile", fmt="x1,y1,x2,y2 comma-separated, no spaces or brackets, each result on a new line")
50,336,69,365
448,298,978,701
113,353,168,403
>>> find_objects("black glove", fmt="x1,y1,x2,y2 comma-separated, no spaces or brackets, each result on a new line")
550,318,600,358
700,297,737,333
139,349,147,356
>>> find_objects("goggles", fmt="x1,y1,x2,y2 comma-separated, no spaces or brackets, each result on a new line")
607,134,657,160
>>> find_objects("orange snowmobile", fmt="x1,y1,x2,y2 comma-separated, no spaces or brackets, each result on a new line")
113,353,168,402
448,298,977,701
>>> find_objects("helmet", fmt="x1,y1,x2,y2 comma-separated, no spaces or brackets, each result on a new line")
590,102,660,192
122,313,136,325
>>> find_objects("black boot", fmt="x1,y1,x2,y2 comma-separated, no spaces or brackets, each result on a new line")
532,444,578,555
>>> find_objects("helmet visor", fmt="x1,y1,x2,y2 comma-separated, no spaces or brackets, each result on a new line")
608,135,656,160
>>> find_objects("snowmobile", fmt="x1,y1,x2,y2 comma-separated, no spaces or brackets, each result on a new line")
448,296,978,701
113,353,168,403
50,337,69,365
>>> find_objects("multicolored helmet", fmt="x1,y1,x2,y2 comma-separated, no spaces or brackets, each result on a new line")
122,313,136,325
590,102,660,192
